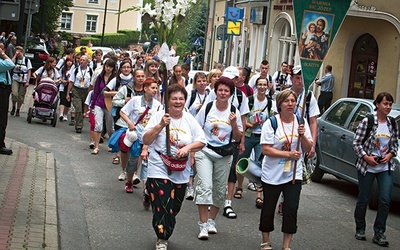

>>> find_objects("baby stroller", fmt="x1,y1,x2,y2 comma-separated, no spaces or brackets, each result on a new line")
27,77,59,127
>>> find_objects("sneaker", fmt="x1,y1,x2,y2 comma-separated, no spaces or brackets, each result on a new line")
118,171,127,181
355,230,366,241
10,107,15,116
125,181,133,193
247,182,257,191
63,116,68,121
69,120,75,126
198,222,209,240
143,190,150,210
185,187,194,200
132,174,140,185
207,218,217,234
372,232,389,246
59,115,64,121
89,141,95,149
156,239,168,250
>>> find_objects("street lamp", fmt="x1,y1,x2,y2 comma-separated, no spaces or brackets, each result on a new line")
101,0,108,46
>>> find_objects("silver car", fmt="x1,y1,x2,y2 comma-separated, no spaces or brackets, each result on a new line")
312,98,400,209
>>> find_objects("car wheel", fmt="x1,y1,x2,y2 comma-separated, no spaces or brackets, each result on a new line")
369,180,378,210
27,107,33,124
310,146,325,182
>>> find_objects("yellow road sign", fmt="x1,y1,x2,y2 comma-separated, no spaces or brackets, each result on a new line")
227,21,242,36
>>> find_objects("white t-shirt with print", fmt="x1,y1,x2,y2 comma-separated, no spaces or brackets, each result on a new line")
260,114,312,185
34,66,60,81
120,96,162,140
195,101,243,158
272,89,320,119
369,121,390,173
185,90,209,117
205,88,250,116
144,110,207,184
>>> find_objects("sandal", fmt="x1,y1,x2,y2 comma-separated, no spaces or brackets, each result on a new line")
91,148,99,155
260,242,272,250
255,197,263,209
112,156,120,164
223,206,237,219
233,187,243,199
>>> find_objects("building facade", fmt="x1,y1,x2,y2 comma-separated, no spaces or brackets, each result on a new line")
57,0,141,35
207,0,400,102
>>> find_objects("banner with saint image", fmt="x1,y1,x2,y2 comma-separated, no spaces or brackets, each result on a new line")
293,0,352,90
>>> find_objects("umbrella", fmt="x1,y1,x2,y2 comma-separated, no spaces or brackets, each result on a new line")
74,46,93,58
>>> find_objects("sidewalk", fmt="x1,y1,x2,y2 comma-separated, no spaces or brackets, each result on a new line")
0,138,58,250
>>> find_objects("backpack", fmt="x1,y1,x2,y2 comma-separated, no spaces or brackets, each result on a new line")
188,89,210,109
13,57,29,73
362,114,397,145
269,114,303,135
248,95,272,114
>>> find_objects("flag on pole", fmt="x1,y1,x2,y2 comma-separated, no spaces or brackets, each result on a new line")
293,0,353,91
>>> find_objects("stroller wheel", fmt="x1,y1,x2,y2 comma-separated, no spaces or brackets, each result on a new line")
52,112,57,127
27,108,33,124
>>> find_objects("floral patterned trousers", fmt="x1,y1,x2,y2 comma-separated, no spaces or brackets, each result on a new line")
146,178,187,240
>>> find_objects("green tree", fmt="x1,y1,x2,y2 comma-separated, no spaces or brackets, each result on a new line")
181,0,208,53
32,0,73,35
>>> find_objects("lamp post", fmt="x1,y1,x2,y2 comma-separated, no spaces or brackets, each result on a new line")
101,0,108,46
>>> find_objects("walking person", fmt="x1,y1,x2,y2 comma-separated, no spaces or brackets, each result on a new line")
142,84,206,250
315,65,334,114
58,56,74,121
0,47,15,155
353,92,398,246
259,89,313,250
194,76,243,240
10,46,32,117
90,59,117,154
66,54,93,133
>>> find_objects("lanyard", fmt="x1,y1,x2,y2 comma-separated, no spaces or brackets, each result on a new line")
80,68,87,80
280,117,294,151
197,91,208,105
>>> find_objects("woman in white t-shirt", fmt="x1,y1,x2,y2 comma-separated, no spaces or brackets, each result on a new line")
259,89,312,250
185,72,209,117
194,76,243,240
142,84,206,249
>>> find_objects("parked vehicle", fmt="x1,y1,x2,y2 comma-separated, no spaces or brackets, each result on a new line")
90,46,115,59
24,37,50,73
312,98,400,209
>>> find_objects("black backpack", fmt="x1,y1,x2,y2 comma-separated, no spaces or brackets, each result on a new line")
74,66,93,80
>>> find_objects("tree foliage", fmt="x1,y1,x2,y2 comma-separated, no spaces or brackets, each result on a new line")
31,0,73,35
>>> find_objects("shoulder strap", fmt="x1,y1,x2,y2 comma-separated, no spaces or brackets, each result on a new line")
248,95,254,111
268,75,272,83
305,91,312,123
235,88,242,110
270,116,278,134
74,67,79,78
362,114,375,145
203,101,213,128
188,89,197,108
127,86,133,97
245,84,251,96
277,71,281,82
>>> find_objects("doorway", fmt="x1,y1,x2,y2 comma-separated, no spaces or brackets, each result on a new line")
347,34,378,99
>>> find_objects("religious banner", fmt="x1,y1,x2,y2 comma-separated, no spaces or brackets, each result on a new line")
293,0,352,90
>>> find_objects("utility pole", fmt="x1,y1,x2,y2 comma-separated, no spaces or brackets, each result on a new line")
101,0,108,46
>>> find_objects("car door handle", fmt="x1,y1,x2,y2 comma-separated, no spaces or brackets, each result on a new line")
340,135,346,140
320,127,325,132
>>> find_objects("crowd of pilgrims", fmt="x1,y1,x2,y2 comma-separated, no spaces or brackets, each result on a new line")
25,47,313,250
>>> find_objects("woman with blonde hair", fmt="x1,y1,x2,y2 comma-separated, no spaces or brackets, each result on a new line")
207,69,222,90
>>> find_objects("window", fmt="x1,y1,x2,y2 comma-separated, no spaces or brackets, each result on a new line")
86,15,98,33
325,101,357,127
60,13,72,30
277,22,296,66
88,0,99,3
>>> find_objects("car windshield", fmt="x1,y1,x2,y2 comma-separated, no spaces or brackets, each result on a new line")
26,38,46,50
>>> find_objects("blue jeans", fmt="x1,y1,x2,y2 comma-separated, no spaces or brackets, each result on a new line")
354,170,393,235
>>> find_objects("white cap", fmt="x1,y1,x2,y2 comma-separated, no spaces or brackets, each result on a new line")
292,65,302,75
222,66,240,79
123,130,138,147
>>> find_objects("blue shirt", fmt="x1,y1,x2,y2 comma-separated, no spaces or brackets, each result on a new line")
319,72,334,92
0,58,15,85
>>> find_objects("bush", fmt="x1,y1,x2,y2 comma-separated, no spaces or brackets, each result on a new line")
81,30,141,48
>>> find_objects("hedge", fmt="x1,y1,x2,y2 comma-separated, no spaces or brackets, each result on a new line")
81,30,141,48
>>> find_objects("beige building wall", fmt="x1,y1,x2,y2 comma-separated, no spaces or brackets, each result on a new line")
57,0,140,35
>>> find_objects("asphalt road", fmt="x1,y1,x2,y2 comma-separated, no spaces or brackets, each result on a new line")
6,110,400,250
